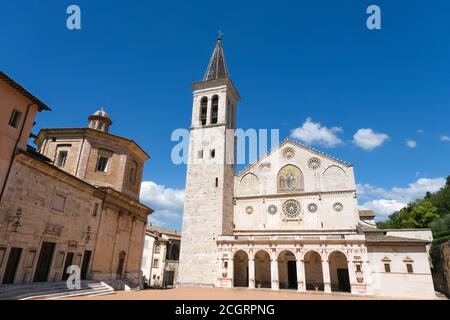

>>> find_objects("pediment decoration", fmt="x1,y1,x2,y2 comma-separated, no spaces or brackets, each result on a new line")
44,223,64,237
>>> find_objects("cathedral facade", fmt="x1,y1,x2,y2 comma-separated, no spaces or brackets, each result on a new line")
178,38,436,298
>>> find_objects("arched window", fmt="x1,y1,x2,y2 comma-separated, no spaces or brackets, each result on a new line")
200,97,208,126
277,165,304,193
211,95,219,124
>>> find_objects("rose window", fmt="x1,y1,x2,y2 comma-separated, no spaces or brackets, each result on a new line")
282,200,301,218
267,205,278,215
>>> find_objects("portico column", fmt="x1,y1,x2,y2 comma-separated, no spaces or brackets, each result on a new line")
322,259,332,293
229,258,234,288
248,257,255,289
347,260,358,294
271,259,279,291
296,259,306,292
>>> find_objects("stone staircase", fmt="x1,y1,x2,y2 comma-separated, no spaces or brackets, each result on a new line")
0,280,115,300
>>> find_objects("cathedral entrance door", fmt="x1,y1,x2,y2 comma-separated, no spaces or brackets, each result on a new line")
337,269,351,292
62,252,74,281
2,247,22,284
34,242,56,282
287,261,297,289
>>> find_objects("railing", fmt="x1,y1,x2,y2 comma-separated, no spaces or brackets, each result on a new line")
218,234,364,242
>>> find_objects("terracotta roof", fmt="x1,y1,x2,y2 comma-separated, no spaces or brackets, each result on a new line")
147,225,181,238
0,71,51,111
359,210,376,218
365,234,430,244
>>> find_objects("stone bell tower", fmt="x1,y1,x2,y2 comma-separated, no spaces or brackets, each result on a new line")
178,35,240,287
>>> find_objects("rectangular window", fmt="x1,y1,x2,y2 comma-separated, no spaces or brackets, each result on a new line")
153,259,159,268
56,151,68,168
406,264,413,273
384,263,391,273
210,149,216,159
96,156,109,173
215,177,219,187
355,264,362,272
52,194,66,212
154,244,161,254
8,110,22,128
93,203,99,217
198,150,203,159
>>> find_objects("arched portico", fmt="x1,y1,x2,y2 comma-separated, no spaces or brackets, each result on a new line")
277,250,297,289
328,251,351,292
233,250,249,287
304,251,324,291
254,250,271,288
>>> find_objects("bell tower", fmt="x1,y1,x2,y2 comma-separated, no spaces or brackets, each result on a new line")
178,35,240,287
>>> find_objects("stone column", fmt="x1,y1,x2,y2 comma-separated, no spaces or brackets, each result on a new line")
347,259,358,294
296,259,306,292
271,259,279,291
248,258,255,289
322,259,332,293
206,96,212,125
229,258,234,288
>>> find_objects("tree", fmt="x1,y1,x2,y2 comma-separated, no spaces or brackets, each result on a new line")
447,175,450,187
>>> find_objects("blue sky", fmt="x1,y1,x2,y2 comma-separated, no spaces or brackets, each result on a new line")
1,1,449,230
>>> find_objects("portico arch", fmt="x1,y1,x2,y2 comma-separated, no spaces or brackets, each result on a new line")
328,251,350,292
233,250,249,287
277,250,297,289
304,250,324,291
254,250,271,288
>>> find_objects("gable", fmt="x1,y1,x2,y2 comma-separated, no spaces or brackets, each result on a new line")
237,139,352,178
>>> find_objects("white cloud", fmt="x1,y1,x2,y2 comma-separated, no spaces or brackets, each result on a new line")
353,128,389,151
440,135,450,142
417,129,424,134
290,118,344,148
405,139,417,148
360,199,407,217
357,177,446,218
140,181,185,227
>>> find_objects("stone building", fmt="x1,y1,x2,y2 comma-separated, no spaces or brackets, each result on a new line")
177,37,436,298
0,72,153,288
142,226,181,288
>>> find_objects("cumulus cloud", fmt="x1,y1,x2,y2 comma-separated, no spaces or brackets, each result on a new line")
140,181,185,227
405,139,417,148
358,177,446,218
440,135,450,142
290,118,344,148
360,199,407,217
353,128,389,151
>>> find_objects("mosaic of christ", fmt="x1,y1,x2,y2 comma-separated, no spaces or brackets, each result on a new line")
277,165,304,192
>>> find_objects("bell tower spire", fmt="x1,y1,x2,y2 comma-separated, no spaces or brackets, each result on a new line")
203,33,230,82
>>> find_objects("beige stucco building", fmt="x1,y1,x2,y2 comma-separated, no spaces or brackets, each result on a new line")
0,72,153,288
177,38,436,298
142,226,181,288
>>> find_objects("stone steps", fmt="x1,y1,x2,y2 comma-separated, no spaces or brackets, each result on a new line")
0,281,114,300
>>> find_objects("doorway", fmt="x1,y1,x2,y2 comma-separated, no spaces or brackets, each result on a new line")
287,261,298,289
34,242,56,282
117,251,126,278
2,248,22,284
337,269,351,292
62,252,74,281
80,250,92,280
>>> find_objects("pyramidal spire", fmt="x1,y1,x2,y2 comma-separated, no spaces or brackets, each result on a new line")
203,32,230,81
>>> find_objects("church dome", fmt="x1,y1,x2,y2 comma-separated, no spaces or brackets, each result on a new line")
92,107,109,118
88,107,112,133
